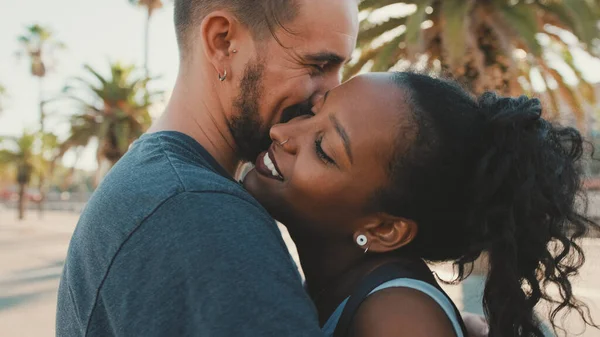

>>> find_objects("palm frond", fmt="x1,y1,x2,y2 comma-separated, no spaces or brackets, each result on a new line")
344,45,388,81
441,0,475,70
358,17,408,48
562,0,600,48
405,0,433,55
544,66,586,126
493,1,542,56
539,73,561,120
559,47,597,105
83,64,109,88
0,149,19,164
359,0,400,12
372,33,405,71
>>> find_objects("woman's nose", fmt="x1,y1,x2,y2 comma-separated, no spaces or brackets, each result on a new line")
270,123,297,154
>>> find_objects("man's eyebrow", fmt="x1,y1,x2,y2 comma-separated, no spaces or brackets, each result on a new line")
303,52,346,65
329,114,353,164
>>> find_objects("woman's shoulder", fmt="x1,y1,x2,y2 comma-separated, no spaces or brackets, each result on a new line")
351,284,458,337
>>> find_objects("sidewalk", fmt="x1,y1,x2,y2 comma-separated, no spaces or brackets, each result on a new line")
0,209,76,337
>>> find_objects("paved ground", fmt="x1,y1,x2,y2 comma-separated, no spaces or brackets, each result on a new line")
1,207,599,336
0,208,75,337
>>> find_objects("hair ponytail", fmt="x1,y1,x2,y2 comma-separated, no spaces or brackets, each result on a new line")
383,72,599,337
465,93,597,336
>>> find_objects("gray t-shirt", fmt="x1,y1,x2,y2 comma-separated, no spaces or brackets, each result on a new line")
56,131,323,337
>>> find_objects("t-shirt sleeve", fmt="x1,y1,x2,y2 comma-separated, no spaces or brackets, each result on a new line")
88,192,324,337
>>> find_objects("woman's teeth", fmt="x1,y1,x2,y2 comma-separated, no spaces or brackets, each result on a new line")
263,152,282,178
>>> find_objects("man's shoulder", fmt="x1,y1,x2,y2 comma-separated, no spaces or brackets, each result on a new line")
66,129,265,270
144,190,276,238
72,130,278,267
83,131,248,231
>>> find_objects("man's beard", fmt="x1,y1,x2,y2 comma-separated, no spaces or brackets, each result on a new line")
229,59,271,163
228,59,316,163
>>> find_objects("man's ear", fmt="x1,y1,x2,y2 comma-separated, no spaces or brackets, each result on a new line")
353,214,418,253
199,11,239,77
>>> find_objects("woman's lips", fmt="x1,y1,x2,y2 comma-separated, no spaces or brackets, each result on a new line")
254,146,284,181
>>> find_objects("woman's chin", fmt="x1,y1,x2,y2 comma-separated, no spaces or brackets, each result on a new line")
243,169,286,218
243,169,309,235
241,169,261,198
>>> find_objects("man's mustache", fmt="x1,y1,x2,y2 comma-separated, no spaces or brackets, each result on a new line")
280,101,313,123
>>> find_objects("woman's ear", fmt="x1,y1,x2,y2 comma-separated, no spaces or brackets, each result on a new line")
354,214,418,253
199,10,239,77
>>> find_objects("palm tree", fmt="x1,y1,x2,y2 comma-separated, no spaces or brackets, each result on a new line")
0,132,37,220
128,0,165,77
17,24,65,133
0,84,6,115
350,0,600,128
17,25,65,214
60,62,159,185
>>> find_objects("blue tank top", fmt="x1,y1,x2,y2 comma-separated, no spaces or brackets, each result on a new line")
321,278,465,337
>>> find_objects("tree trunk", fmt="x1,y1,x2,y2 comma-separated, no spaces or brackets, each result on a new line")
144,11,151,79
18,183,26,220
39,77,45,134
38,77,46,219
37,171,46,219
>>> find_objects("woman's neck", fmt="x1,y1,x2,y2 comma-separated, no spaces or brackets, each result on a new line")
292,231,388,325
295,235,357,298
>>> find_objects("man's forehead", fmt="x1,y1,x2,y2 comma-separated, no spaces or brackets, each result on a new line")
297,0,359,25
285,0,358,58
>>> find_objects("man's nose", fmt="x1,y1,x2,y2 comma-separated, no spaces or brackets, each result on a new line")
311,92,325,108
311,94,325,115
311,72,341,107
325,70,342,90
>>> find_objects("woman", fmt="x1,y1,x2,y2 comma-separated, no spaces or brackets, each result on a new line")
242,72,598,337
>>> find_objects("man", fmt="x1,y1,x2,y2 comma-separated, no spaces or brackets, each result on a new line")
57,0,357,336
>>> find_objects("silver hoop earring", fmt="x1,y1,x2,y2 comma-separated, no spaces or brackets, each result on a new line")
218,70,227,82
278,139,289,146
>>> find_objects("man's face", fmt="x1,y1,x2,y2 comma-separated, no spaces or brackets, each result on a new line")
229,0,358,162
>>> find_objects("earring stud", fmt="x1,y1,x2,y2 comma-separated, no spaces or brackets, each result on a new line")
356,234,368,246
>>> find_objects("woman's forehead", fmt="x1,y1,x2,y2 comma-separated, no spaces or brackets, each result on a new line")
334,74,410,143
333,74,412,170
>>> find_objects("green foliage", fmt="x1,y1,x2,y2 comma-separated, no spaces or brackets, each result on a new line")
60,61,162,167
0,84,6,114
350,0,600,126
17,24,65,77
0,131,37,185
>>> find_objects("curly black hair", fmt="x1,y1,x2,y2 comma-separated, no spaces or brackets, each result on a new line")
377,71,599,336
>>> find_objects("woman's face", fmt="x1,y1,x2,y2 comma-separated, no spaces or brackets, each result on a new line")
243,73,411,238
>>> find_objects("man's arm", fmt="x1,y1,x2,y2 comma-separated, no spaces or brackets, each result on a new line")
88,192,324,337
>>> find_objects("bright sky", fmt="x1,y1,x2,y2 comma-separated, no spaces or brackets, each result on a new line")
0,0,179,170
1,0,599,171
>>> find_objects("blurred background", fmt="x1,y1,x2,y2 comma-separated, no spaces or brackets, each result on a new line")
0,0,599,336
